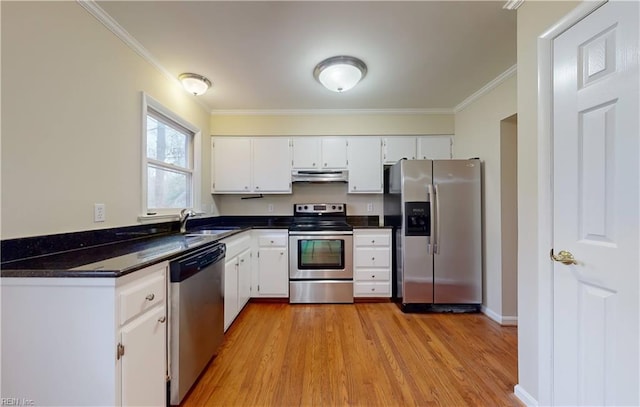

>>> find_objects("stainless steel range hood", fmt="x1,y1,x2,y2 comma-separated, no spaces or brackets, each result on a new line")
291,169,348,183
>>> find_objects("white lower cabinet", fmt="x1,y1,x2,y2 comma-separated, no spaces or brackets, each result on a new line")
0,263,168,406
221,231,252,331
353,229,392,298
253,230,289,298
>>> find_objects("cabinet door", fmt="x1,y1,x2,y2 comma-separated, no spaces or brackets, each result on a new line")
257,247,288,297
212,137,252,193
252,138,291,193
292,137,321,169
224,258,239,331
347,137,383,193
383,137,417,164
237,249,251,311
321,137,348,169
120,306,166,407
417,136,453,159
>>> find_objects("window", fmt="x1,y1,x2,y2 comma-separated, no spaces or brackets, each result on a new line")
142,94,201,216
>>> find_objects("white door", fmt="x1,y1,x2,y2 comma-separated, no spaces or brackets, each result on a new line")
347,137,382,193
212,137,252,192
322,137,348,169
417,135,452,159
252,137,291,193
552,1,639,405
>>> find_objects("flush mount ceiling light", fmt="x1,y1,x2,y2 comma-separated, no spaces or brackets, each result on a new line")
313,56,367,93
179,73,212,96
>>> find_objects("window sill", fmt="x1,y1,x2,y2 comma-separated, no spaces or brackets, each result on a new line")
138,214,179,223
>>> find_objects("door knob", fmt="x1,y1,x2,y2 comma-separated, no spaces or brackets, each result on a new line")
550,249,578,265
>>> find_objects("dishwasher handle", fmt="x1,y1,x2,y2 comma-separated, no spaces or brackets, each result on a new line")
170,243,226,282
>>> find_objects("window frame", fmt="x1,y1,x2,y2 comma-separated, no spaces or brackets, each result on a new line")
141,93,201,219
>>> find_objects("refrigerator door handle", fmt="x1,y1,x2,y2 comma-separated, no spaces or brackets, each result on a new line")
434,183,441,254
428,183,436,255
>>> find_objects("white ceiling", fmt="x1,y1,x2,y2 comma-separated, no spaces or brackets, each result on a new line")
95,1,516,113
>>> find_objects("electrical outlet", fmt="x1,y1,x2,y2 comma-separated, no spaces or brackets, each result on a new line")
367,203,374,212
268,204,274,213
94,203,106,222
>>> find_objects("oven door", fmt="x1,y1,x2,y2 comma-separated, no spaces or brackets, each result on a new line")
289,231,353,280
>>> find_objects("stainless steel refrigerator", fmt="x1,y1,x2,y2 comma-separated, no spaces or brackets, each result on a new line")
384,159,482,311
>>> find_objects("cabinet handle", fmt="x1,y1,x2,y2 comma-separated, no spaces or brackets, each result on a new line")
280,252,284,256
324,163,327,167
256,186,260,190
371,274,375,278
270,240,274,244
371,257,375,261
145,293,155,301
312,162,316,167
158,316,166,323
244,186,248,190
371,288,376,292
371,240,375,244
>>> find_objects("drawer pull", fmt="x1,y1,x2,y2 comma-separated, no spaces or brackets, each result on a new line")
145,293,155,301
371,275,376,278
270,240,274,244
371,288,376,292
158,316,166,323
371,240,375,244
371,257,375,261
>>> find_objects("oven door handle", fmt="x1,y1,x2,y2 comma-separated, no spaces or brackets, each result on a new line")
288,231,353,236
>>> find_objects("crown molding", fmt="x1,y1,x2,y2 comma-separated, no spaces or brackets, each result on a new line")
76,0,212,112
454,64,517,113
503,0,525,10
210,108,454,116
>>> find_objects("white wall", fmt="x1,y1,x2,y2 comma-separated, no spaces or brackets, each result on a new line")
1,2,213,239
500,115,518,322
516,1,581,404
454,74,517,322
210,113,454,136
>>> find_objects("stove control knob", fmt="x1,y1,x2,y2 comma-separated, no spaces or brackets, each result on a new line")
304,205,308,210
332,205,336,210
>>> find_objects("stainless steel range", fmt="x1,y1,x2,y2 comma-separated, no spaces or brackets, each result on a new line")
289,203,354,303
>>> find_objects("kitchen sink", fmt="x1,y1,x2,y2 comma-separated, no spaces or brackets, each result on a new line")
184,227,239,237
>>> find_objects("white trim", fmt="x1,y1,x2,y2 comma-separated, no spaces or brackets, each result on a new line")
503,0,525,11
481,305,518,326
141,92,202,216
76,0,211,112
210,108,454,116
454,65,517,113
514,384,539,406
535,1,606,406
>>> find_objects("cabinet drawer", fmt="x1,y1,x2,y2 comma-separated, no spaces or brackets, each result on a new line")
223,233,251,259
355,248,390,268
119,270,165,326
258,235,287,247
354,233,390,247
355,269,390,281
354,282,391,296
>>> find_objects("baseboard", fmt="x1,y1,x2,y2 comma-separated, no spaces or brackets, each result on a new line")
481,305,518,326
514,384,538,406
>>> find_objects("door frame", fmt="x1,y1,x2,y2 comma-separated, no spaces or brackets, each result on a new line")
535,1,606,405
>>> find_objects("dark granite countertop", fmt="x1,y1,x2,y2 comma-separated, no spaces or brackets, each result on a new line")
1,214,380,278
0,228,248,278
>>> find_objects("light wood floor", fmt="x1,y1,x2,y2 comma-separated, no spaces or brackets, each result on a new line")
182,302,520,407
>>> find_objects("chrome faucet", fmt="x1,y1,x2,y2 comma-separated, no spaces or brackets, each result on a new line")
179,208,197,233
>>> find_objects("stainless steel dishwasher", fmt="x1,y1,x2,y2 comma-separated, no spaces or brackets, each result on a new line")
169,242,225,405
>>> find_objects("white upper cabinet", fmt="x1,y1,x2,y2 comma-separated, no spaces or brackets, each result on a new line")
292,137,347,169
383,136,417,164
417,135,453,159
212,137,291,194
212,137,252,192
347,137,383,194
252,138,291,192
